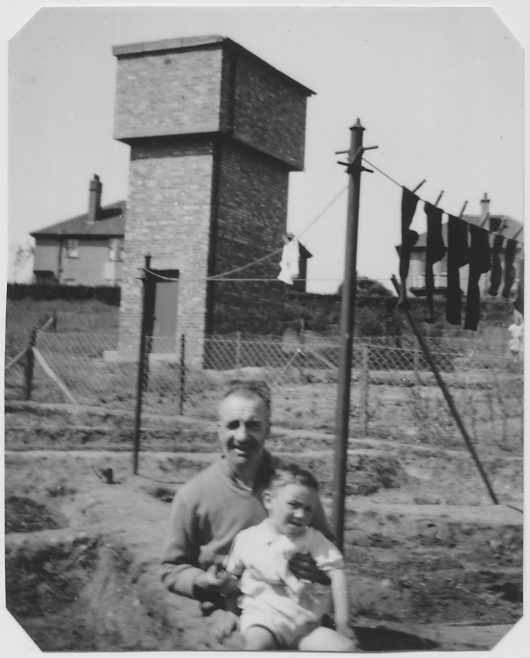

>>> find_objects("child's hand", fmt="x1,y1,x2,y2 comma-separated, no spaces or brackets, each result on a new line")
195,564,233,594
336,622,357,643
289,553,331,585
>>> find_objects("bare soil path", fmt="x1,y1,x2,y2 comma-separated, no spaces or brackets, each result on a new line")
4,402,524,652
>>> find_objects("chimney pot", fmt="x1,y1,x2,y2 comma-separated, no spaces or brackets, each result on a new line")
480,192,490,220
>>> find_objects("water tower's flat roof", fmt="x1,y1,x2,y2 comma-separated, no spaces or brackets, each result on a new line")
112,34,315,96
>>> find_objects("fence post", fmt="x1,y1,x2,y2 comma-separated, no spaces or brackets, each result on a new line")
413,348,420,375
23,328,37,400
179,333,186,416
359,344,369,434
235,331,242,370
133,255,154,475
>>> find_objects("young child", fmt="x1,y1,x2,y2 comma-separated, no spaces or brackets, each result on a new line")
226,464,358,651
508,311,524,359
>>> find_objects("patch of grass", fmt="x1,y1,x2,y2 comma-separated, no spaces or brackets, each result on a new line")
5,495,68,533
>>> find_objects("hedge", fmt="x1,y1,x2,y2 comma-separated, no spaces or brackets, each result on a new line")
6,284,121,305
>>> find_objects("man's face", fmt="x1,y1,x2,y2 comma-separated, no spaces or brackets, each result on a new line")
264,483,316,539
217,393,270,473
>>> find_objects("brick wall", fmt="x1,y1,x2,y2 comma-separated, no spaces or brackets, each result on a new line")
117,140,214,360
113,36,311,362
208,142,289,334
114,48,223,139
231,53,309,170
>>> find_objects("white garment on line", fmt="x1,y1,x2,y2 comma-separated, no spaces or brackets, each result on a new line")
278,239,300,285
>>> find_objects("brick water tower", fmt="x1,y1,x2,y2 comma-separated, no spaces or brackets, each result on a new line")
113,35,313,363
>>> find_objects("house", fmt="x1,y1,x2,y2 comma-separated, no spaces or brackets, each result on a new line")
30,175,125,286
404,194,523,297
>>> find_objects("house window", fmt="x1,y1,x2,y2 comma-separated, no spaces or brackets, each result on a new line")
108,238,123,262
65,239,78,258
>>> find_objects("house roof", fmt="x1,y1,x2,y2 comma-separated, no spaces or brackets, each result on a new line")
30,201,126,238
412,213,523,249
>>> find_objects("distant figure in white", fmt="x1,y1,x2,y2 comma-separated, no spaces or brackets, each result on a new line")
507,311,524,359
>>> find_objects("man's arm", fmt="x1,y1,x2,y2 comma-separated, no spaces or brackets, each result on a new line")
160,488,210,599
161,487,237,605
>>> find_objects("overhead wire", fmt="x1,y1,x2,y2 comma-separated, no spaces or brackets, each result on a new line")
207,184,348,280
141,269,397,286
140,184,348,283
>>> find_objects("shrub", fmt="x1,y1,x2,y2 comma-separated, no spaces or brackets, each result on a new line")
7,284,121,305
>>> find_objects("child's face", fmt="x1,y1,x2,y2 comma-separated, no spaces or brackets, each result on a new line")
265,482,317,539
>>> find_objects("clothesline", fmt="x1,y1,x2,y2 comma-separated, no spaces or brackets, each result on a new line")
208,184,348,280
142,268,397,286
362,156,524,245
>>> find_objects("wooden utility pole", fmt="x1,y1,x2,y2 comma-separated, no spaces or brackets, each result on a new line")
332,120,376,549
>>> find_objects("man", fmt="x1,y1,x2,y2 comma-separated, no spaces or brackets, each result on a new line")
160,380,333,641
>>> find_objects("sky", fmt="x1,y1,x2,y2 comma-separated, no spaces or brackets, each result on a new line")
3,2,527,293
1,3,529,656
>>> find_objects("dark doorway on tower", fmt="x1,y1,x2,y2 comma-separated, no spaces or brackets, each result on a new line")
150,269,179,353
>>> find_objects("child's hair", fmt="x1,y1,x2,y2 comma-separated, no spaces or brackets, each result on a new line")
267,463,319,493
222,379,271,413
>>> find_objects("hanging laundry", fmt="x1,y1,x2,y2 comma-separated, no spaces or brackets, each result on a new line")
464,225,491,331
501,238,517,298
424,202,445,323
278,235,300,285
488,234,504,296
398,187,420,307
446,215,469,325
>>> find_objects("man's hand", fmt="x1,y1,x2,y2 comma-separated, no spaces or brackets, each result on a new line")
288,553,331,585
209,609,239,643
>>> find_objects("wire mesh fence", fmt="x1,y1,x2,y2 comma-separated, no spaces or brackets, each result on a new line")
5,328,524,452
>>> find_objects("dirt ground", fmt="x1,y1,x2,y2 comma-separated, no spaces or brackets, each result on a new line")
4,400,524,653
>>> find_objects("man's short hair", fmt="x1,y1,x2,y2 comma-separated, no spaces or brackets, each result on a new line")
267,463,319,493
222,379,271,413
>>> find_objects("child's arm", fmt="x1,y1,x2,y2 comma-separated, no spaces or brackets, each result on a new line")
328,568,355,639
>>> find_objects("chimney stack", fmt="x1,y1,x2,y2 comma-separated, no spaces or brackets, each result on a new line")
87,174,102,224
480,192,490,220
